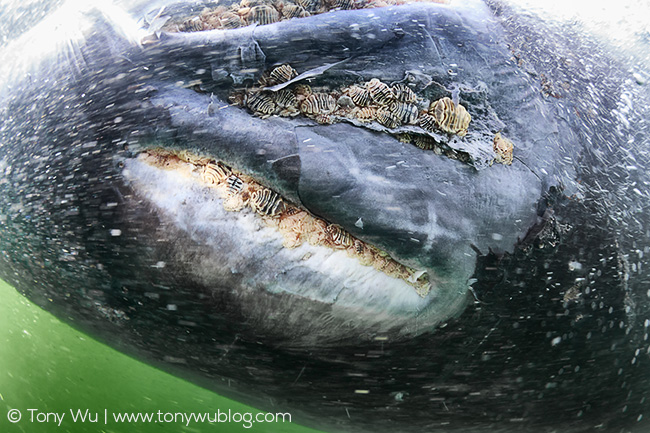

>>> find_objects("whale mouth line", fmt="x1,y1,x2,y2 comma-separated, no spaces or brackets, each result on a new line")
138,147,434,296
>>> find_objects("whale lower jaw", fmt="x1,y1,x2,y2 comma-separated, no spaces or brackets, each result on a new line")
122,149,471,344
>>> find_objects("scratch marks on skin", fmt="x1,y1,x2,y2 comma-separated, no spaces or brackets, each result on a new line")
469,319,501,357
292,365,306,385
216,335,240,364
139,148,432,296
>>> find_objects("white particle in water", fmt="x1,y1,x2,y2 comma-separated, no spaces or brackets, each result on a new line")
568,261,583,271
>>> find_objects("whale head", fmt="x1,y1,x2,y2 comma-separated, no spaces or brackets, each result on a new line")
1,0,649,431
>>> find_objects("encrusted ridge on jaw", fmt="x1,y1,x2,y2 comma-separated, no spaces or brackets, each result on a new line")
139,147,433,297
156,0,451,34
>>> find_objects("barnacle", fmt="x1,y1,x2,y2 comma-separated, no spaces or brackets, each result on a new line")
329,0,355,10
246,92,276,117
350,106,377,122
240,0,269,7
313,113,335,124
268,64,299,86
412,134,440,151
200,162,232,185
219,12,244,29
325,224,354,248
336,95,356,109
376,108,401,129
366,78,395,106
428,96,471,136
391,83,418,104
344,85,372,106
280,2,311,18
293,84,313,101
389,101,419,125
274,89,298,108
274,89,300,116
294,0,323,12
225,174,245,196
300,93,337,115
221,175,247,211
418,112,437,132
246,4,280,25
251,188,286,216
179,17,204,32
160,0,454,33
492,132,514,165
234,67,488,166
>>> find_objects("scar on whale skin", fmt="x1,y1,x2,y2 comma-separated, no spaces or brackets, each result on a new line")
139,148,433,296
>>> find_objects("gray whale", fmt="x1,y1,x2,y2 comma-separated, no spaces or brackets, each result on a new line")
0,0,649,431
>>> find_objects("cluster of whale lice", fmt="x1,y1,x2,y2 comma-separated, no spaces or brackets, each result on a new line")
227,64,513,165
161,0,450,32
140,148,432,297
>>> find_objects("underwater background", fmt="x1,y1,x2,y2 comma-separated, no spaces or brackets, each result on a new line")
0,278,321,433
0,1,320,430
1,0,649,432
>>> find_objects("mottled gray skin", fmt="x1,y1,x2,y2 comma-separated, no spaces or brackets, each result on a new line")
1,0,649,432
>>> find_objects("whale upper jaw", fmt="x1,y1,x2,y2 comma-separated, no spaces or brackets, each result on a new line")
0,1,554,343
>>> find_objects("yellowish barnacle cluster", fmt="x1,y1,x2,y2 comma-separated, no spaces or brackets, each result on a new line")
492,132,514,165
230,66,474,159
162,0,451,33
230,65,519,166
140,148,432,296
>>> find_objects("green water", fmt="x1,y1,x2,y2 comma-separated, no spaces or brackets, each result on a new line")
0,279,323,433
